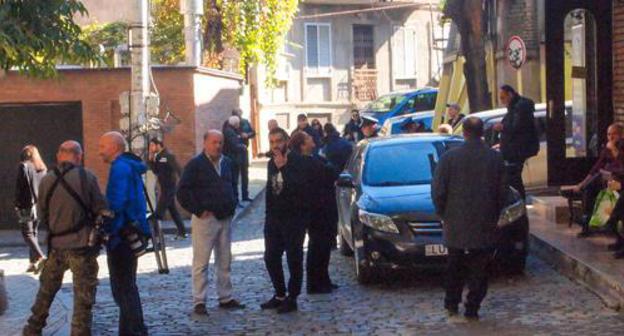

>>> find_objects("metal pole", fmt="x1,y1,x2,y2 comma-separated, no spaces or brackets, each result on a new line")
181,0,204,66
128,0,150,153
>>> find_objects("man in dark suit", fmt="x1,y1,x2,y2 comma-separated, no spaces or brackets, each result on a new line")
432,117,507,321
148,138,186,239
494,85,539,200
232,108,256,202
291,114,322,149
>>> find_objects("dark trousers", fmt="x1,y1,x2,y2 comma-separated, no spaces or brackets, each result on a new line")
505,160,526,200
264,216,307,298
154,191,186,236
306,208,337,291
24,248,99,336
22,220,45,262
240,151,250,200
107,243,147,336
231,159,241,202
445,248,493,314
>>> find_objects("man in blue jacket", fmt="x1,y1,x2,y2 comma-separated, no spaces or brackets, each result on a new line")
177,130,245,315
98,131,149,336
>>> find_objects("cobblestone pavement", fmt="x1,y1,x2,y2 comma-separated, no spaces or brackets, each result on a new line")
3,194,624,335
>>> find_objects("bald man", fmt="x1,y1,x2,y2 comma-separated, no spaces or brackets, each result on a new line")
24,141,107,336
177,130,244,315
98,131,149,335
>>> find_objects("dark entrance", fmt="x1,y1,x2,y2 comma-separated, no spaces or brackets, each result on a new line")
545,0,612,185
0,102,83,229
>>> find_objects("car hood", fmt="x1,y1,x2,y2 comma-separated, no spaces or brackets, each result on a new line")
357,184,436,218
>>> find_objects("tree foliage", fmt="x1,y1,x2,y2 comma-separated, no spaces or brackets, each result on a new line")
81,22,128,67
0,0,100,77
151,0,185,65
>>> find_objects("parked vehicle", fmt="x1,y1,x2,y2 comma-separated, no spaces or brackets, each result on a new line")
360,88,438,125
336,134,529,284
378,111,435,136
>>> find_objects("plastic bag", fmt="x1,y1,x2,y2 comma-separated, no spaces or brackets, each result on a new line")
589,189,620,229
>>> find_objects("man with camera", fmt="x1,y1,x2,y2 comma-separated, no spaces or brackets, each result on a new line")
23,141,108,336
98,131,150,336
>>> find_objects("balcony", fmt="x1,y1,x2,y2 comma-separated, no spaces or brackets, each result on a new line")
352,68,378,102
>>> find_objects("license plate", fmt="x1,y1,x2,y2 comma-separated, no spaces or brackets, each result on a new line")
425,244,448,256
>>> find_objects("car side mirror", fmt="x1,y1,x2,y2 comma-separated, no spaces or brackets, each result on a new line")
336,173,355,188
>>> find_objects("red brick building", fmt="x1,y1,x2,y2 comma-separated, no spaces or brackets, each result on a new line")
0,66,243,228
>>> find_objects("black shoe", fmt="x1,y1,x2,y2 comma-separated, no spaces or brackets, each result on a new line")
307,287,332,295
193,303,207,315
464,311,479,321
242,197,253,202
276,297,298,314
260,296,285,310
577,230,591,238
608,242,624,251
613,249,624,259
174,234,188,240
219,299,245,310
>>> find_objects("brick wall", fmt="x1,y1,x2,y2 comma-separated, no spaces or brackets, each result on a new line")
613,1,624,123
0,67,242,188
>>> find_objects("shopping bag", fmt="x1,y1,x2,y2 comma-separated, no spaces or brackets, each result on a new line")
588,189,620,229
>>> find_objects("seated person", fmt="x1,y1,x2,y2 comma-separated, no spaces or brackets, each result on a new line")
562,123,624,237
401,118,428,134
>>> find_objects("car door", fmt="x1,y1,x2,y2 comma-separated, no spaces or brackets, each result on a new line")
337,144,365,243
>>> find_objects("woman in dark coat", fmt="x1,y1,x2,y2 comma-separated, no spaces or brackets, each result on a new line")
14,145,47,273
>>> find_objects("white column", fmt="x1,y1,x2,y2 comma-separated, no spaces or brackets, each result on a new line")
128,0,150,151
180,0,204,67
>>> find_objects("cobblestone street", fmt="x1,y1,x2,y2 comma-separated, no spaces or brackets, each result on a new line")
2,194,624,335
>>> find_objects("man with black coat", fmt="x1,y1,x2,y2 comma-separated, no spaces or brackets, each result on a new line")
342,109,364,142
494,85,539,200
432,117,507,321
322,123,354,173
291,114,322,150
148,138,186,239
261,128,314,313
177,130,245,315
223,116,247,205
232,108,256,202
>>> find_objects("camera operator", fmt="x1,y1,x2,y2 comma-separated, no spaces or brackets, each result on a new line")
98,131,150,336
23,141,108,336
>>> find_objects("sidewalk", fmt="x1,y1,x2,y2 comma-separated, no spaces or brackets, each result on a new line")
528,196,624,310
0,160,269,247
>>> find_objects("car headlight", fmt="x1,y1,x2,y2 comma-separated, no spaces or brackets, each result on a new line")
498,199,527,228
358,209,399,234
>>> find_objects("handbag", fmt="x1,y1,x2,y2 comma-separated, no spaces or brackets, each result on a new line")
589,189,620,229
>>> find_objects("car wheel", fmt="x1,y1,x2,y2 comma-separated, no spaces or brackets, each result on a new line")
339,234,354,256
353,242,377,285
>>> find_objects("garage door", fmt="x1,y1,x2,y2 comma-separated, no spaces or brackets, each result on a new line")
0,102,83,230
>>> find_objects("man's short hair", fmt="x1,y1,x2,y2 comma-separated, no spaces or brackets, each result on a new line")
463,117,484,138
500,84,518,96
203,130,223,141
269,127,289,141
59,140,83,156
232,108,243,116
228,115,240,127
149,138,164,147
297,113,307,121
446,103,461,111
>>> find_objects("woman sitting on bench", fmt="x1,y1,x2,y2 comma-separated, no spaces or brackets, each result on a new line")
563,123,624,237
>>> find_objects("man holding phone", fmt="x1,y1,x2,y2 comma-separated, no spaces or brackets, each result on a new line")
261,127,314,314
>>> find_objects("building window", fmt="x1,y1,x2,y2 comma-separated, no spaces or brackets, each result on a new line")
305,23,332,76
392,26,417,79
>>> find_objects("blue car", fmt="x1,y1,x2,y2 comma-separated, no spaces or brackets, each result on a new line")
336,134,528,284
360,87,438,125
378,111,435,136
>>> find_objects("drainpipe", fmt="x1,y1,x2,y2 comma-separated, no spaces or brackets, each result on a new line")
180,0,204,67
127,0,150,152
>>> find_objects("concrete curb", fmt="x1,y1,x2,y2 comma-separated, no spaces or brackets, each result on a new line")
530,232,624,310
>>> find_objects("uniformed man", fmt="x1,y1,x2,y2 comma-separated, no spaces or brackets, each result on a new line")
361,115,379,139
23,140,108,336
148,138,187,239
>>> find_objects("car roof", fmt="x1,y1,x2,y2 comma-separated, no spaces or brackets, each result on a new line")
377,87,438,98
468,102,549,122
384,110,435,125
363,133,463,148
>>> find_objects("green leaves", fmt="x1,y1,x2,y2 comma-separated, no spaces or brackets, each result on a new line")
0,0,100,77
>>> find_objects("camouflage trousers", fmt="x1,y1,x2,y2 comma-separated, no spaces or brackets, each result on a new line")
23,248,99,336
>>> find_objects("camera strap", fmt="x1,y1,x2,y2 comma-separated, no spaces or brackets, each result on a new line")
46,166,94,239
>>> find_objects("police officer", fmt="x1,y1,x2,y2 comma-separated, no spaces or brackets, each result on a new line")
23,141,108,336
148,138,186,239
361,116,379,139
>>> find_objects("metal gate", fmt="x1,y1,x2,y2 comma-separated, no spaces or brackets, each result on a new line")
0,102,83,229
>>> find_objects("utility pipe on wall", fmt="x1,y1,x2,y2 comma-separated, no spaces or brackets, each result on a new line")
127,0,150,152
181,0,204,67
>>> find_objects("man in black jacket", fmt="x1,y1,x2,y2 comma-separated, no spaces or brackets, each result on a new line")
261,128,313,313
177,130,245,315
232,108,256,202
291,114,322,150
432,117,507,321
342,109,364,142
223,116,247,205
148,138,186,239
494,85,539,200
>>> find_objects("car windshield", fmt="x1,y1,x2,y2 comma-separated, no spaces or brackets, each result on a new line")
364,142,437,187
365,93,408,113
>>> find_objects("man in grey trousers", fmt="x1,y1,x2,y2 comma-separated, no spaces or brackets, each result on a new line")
177,130,245,315
432,117,507,321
